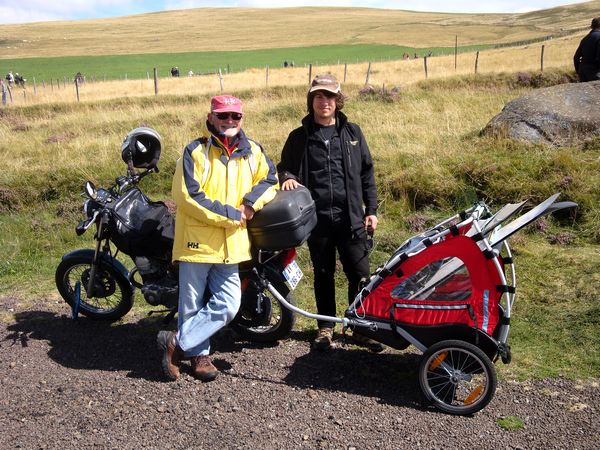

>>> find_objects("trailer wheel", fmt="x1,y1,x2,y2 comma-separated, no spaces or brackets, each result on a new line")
418,339,497,415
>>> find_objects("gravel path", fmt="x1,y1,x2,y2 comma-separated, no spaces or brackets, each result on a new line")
1,296,598,449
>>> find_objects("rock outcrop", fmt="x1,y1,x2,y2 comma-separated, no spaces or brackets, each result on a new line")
482,80,600,146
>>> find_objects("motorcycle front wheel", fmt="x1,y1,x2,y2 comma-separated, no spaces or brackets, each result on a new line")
55,253,134,321
231,266,296,343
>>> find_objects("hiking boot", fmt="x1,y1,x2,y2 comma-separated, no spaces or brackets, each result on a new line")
191,355,218,382
351,333,385,353
157,330,183,381
312,327,334,351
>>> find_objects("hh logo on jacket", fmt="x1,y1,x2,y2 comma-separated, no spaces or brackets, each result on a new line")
187,242,199,249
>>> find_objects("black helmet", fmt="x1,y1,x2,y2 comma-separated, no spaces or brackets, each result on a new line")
121,127,162,169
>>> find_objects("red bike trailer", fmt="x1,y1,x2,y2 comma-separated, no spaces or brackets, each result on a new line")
268,193,576,415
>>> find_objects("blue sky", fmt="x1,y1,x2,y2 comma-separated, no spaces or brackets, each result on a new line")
0,1,587,24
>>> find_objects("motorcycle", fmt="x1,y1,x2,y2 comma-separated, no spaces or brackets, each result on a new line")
55,127,302,343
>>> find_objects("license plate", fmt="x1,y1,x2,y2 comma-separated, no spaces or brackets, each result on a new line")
282,259,303,290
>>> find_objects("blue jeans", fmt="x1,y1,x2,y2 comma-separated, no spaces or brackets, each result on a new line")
176,262,241,357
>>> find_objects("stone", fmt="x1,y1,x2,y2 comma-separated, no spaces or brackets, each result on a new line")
482,80,600,147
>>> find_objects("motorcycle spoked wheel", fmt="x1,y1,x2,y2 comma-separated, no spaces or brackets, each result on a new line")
231,267,296,343
55,253,134,321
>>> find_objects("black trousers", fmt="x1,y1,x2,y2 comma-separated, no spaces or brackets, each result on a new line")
578,64,600,82
307,218,370,329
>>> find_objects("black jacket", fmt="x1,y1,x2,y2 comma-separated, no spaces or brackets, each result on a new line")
573,29,600,81
278,111,378,233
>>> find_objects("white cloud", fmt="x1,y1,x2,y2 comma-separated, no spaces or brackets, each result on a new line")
0,0,142,24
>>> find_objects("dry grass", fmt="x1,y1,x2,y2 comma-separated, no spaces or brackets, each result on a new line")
1,2,597,58
3,31,583,108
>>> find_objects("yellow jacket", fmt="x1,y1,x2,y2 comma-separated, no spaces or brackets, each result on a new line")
172,125,278,264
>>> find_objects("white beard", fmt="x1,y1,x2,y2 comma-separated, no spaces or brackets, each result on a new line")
223,128,239,138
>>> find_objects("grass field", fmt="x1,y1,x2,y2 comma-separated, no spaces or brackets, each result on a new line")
0,3,599,380
1,2,597,59
1,31,585,107
1,70,598,379
0,43,500,82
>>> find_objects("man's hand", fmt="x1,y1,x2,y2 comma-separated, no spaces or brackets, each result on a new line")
239,204,255,226
365,215,378,234
281,179,302,191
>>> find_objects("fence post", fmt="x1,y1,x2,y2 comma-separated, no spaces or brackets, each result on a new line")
218,69,224,93
75,78,80,102
540,45,545,73
265,65,269,87
153,68,158,95
7,83,12,103
475,51,479,74
308,64,312,85
1,80,6,105
454,35,458,71
33,77,37,95
365,62,371,85
50,79,53,91
343,63,347,83
424,56,428,79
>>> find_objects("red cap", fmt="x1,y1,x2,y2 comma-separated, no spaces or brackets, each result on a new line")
211,95,243,113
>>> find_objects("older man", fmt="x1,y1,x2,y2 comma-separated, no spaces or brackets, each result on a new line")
157,95,278,381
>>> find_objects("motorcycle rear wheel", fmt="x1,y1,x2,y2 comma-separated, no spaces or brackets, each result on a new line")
231,267,296,343
55,253,134,321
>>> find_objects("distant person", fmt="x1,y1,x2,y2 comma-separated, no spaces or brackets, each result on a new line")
284,60,289,68
5,71,14,86
277,74,382,353
573,17,600,82
188,69,194,77
14,73,25,87
75,72,84,84
171,66,180,77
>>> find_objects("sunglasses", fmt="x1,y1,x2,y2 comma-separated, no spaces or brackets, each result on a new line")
213,112,243,121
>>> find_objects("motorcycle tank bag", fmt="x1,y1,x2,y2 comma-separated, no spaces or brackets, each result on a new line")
109,188,174,257
247,186,317,251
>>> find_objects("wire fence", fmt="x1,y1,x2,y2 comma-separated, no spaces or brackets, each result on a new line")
1,38,579,107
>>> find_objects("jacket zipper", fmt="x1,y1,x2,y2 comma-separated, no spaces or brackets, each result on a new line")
324,138,334,222
346,142,352,168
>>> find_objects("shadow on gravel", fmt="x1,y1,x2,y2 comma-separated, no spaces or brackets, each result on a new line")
266,330,428,411
4,310,173,381
3,310,297,382
4,311,430,411
286,348,425,409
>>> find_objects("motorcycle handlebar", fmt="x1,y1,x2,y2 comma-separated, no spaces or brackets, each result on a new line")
115,167,156,191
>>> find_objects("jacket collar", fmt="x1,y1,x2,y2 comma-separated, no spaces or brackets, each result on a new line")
301,110,348,134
